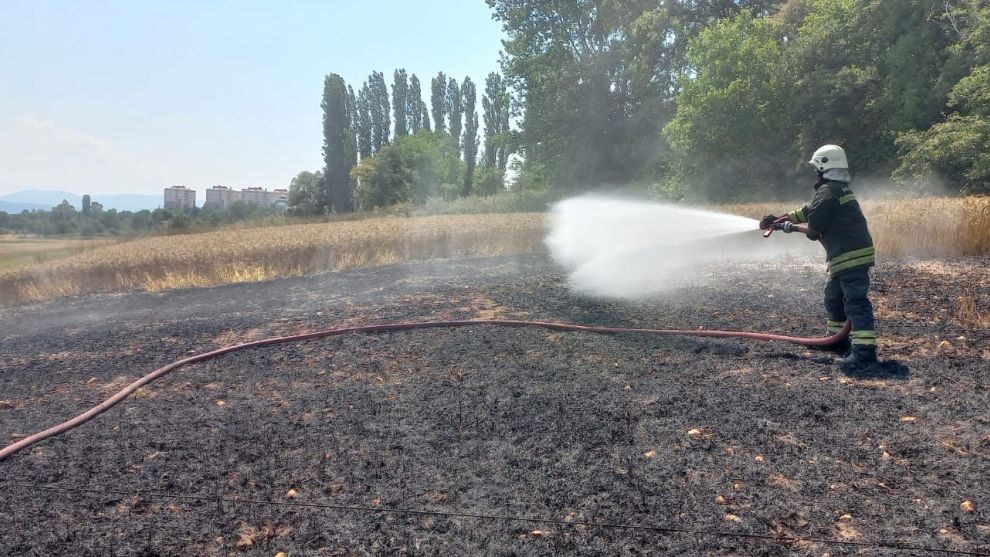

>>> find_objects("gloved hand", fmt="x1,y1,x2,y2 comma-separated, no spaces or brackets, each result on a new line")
759,214,778,230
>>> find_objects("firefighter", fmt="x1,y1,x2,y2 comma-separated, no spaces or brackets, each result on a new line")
761,144,878,367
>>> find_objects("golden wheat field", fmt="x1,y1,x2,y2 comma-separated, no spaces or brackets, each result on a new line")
0,214,544,305
0,197,986,306
0,236,119,271
717,196,990,258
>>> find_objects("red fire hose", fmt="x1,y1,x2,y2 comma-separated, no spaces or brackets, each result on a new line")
0,318,850,462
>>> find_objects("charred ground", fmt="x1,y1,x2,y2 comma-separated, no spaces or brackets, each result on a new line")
0,254,988,556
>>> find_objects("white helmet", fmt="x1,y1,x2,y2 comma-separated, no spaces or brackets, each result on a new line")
808,144,848,172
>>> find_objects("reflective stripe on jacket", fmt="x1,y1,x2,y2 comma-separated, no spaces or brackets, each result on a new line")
788,180,874,276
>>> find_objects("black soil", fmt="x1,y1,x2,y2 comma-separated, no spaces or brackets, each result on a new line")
1,254,988,556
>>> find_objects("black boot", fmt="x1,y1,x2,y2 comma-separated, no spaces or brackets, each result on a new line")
829,337,851,355
835,345,878,367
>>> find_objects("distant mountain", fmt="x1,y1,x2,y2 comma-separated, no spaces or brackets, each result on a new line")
0,190,81,209
0,190,163,212
0,200,49,213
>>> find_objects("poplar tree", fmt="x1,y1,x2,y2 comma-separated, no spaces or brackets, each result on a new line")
368,71,390,152
421,102,432,132
431,72,447,133
346,85,358,164
392,69,408,137
408,74,423,133
461,76,479,196
356,84,373,160
321,73,356,212
496,103,510,170
482,72,510,169
447,77,463,154
346,85,357,127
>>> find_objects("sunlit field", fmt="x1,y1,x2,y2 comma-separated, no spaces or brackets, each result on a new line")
0,214,544,305
0,235,120,272
717,196,990,258
1,197,987,307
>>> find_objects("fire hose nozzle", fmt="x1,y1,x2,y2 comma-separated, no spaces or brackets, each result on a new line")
762,217,806,238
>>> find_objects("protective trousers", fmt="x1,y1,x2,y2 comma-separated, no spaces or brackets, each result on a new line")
824,267,876,346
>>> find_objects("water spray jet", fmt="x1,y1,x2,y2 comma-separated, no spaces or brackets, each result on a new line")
546,194,816,298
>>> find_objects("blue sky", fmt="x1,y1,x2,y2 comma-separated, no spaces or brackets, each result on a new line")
0,1,506,197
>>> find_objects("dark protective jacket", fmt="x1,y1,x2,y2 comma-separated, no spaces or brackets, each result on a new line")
787,179,874,276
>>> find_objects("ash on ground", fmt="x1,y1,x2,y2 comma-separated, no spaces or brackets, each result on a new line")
1,254,987,556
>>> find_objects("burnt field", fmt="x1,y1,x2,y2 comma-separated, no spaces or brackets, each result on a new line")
0,254,988,556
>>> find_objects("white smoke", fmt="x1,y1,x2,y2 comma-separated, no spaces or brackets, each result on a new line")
545,194,817,298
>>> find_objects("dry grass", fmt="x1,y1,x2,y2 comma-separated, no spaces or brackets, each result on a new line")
0,235,120,271
0,214,545,306
716,196,990,258
2,197,986,307
956,289,988,328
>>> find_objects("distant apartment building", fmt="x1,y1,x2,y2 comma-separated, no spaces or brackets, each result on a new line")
204,185,289,209
204,185,239,209
240,186,269,206
163,186,196,210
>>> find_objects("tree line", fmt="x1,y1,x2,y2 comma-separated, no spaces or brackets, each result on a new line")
291,69,512,214
0,196,284,236
487,0,990,201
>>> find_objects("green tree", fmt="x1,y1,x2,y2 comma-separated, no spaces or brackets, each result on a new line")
889,0,990,194
322,73,356,212
288,170,325,214
431,72,447,133
488,0,790,190
408,74,424,133
663,10,790,200
938,0,990,81
482,72,502,168
393,69,409,137
874,1,954,133
353,132,464,209
102,209,121,233
473,166,505,196
783,0,898,178
447,77,463,153
130,208,149,230
461,76,480,195
895,64,990,193
356,84,373,159
347,85,359,164
488,1,669,189
354,148,407,209
482,72,511,169
421,102,432,132
350,156,376,189
82,194,91,216
368,71,391,152
779,0,960,180
50,199,77,234
662,0,962,199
